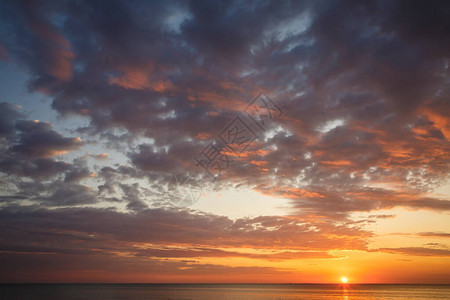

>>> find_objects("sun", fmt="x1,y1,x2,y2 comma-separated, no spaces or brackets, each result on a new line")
341,277,348,283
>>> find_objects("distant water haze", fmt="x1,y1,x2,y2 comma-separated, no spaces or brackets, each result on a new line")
1,284,450,300
0,0,449,286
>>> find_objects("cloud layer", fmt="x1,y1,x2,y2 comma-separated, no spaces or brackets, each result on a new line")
0,0,449,282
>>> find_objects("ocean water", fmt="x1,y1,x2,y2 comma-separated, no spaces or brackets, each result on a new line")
1,284,449,299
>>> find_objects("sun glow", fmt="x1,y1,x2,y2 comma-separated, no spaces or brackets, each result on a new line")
341,277,348,283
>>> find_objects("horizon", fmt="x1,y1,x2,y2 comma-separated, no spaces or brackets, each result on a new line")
2,282,450,285
0,0,449,286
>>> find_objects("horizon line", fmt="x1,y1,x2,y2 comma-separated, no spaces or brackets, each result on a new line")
1,282,449,285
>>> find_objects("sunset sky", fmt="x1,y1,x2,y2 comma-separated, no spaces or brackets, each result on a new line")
0,0,449,284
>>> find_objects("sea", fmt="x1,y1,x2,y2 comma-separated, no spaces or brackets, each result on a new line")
0,283,449,299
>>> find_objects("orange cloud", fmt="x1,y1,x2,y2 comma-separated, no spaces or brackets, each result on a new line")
32,24,74,81
422,108,450,140
109,65,174,92
321,160,352,166
256,186,325,199
109,68,150,90
195,132,211,140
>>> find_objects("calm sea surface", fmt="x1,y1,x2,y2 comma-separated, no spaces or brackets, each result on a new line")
1,284,449,299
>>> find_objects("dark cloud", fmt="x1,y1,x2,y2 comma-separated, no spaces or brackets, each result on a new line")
0,0,446,223
0,251,294,283
0,103,96,209
0,156,70,179
133,247,336,261
0,0,448,205
12,120,82,158
0,203,368,280
0,102,22,139
64,157,92,183
120,183,148,211
0,206,369,252
45,183,97,206
129,144,179,174
0,103,84,181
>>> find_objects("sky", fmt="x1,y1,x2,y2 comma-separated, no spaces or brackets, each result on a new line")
0,0,449,284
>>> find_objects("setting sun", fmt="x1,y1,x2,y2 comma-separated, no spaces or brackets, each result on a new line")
341,277,348,284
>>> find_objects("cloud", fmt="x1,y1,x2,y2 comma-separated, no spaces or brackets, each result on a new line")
45,183,97,206
0,0,447,216
0,203,368,280
393,232,450,238
0,205,370,252
0,102,22,139
418,232,450,238
368,214,396,219
12,120,83,158
0,103,84,181
0,250,294,282
0,157,70,180
64,157,93,183
133,247,336,261
377,247,450,257
1,0,446,215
